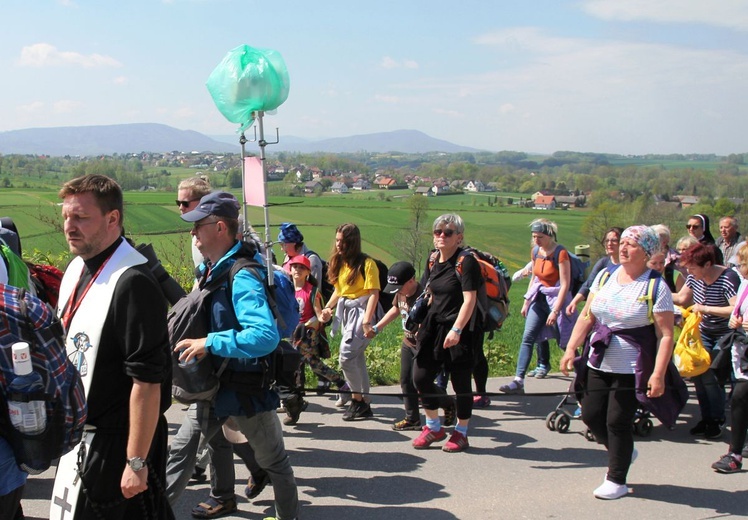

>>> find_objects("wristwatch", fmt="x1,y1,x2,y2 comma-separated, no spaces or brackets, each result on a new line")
451,326,462,335
127,456,146,472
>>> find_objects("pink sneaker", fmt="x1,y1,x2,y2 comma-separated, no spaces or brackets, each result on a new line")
442,431,470,453
473,395,491,408
412,426,447,449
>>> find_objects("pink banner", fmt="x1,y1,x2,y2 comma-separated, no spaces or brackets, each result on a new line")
243,156,266,207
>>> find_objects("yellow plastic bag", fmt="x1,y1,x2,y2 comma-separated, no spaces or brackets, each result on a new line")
673,307,711,377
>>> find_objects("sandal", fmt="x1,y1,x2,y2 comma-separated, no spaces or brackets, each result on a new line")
245,472,271,500
191,497,237,519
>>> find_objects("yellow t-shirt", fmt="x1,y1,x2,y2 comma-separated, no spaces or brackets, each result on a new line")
335,258,380,299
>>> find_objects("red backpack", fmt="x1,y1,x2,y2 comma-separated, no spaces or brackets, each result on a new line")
27,263,64,309
428,246,511,335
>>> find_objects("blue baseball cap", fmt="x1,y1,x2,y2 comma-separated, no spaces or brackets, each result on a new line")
181,191,240,222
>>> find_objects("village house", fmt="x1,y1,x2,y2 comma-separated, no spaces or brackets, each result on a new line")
464,180,486,192
331,181,349,194
304,180,323,193
534,195,557,210
352,179,371,190
377,177,397,189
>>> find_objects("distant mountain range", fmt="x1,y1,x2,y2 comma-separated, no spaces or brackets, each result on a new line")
211,129,481,154
0,123,479,156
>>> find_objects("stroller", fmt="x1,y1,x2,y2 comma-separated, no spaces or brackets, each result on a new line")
545,380,654,440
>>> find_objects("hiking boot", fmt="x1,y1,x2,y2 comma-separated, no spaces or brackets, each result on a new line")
335,382,351,407
442,431,469,453
342,399,373,421
689,420,707,436
412,426,447,449
316,380,331,396
473,395,491,408
392,418,421,431
283,395,304,426
712,453,742,474
499,379,524,395
442,399,456,427
704,420,723,439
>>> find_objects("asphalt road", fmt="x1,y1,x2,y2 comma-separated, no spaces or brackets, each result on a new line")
20,376,748,520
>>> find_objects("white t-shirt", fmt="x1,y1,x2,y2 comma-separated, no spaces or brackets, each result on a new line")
732,279,748,380
589,267,674,374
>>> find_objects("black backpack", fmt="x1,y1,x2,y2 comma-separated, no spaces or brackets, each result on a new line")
370,258,393,313
168,245,296,403
303,250,335,303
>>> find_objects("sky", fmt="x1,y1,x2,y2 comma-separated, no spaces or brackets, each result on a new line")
1,0,747,155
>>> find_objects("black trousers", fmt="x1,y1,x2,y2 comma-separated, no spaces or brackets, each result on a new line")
581,369,638,485
74,416,174,520
0,484,24,520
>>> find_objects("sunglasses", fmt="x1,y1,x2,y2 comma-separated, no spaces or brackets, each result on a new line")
433,228,456,237
686,224,701,230
176,199,199,208
192,220,219,231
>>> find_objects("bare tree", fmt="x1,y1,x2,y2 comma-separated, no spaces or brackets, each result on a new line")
395,195,431,273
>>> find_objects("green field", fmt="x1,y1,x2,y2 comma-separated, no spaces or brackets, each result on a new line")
6,188,592,384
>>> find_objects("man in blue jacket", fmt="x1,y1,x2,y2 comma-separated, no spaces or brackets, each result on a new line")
177,191,298,520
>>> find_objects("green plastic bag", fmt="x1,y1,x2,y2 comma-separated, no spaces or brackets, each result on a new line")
206,45,290,132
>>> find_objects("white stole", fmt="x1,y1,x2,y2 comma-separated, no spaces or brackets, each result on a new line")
50,240,146,520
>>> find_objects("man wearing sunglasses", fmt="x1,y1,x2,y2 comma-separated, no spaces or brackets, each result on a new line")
176,177,212,268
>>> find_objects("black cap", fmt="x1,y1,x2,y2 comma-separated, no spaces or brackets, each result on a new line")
383,261,416,294
181,191,240,222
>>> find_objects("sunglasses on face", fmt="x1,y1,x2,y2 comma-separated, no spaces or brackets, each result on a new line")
176,199,199,208
433,228,456,237
686,224,701,230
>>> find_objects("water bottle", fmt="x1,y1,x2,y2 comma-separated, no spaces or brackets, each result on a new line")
7,342,47,435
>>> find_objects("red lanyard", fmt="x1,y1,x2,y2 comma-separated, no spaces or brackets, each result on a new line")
61,257,112,330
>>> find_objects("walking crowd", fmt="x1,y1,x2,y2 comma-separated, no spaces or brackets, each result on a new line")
2,175,748,519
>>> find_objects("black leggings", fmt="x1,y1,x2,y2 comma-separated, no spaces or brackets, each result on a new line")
730,379,748,454
414,357,473,421
473,346,488,395
581,369,638,485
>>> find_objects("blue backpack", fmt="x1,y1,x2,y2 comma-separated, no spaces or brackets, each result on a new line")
268,267,300,339
532,245,589,296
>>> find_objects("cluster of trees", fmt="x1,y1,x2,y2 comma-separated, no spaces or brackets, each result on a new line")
2,150,747,202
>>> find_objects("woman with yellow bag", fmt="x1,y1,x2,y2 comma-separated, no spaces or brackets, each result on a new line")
673,306,712,377
673,243,740,439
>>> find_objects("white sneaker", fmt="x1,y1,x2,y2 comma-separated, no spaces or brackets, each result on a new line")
593,479,628,500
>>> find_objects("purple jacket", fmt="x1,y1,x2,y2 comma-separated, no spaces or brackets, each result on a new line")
574,321,687,428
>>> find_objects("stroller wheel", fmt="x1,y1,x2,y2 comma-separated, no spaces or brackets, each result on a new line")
585,428,596,442
546,411,558,431
554,413,571,433
634,418,653,437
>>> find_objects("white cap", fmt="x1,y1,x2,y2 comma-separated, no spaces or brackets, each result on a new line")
11,342,32,376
